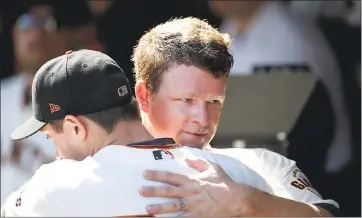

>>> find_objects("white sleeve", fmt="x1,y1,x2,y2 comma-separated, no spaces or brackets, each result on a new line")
1,198,8,217
0,184,37,217
256,149,339,208
0,166,67,217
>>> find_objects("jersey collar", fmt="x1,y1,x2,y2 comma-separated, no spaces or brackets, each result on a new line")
126,137,176,146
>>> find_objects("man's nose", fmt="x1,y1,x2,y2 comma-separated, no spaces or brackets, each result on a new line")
192,104,210,127
27,28,45,38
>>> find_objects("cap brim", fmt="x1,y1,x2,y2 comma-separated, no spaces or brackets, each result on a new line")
11,117,47,140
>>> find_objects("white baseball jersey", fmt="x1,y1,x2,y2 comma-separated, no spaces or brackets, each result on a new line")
212,147,339,213
1,138,271,217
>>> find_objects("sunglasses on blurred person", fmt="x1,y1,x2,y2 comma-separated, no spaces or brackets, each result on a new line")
15,13,57,32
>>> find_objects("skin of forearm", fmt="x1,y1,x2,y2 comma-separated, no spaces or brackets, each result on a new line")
228,183,333,217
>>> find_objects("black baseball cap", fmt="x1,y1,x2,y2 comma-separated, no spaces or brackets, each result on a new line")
11,49,132,140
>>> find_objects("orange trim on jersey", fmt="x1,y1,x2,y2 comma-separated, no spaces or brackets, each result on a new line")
163,150,174,158
124,143,184,150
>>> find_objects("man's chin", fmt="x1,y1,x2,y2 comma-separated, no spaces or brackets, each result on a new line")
178,132,213,149
177,139,208,150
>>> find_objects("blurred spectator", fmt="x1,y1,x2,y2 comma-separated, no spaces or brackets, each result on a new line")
0,4,68,205
87,0,114,17
209,0,358,215
0,1,25,80
50,1,105,52
0,0,104,81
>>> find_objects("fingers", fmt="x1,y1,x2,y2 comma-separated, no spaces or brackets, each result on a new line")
143,170,194,186
146,199,188,215
140,185,199,198
185,158,210,172
209,162,223,172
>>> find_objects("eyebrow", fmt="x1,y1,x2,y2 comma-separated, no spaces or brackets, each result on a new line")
181,92,197,97
176,92,225,100
213,96,226,101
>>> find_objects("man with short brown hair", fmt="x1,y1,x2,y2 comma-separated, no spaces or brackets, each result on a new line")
133,17,233,149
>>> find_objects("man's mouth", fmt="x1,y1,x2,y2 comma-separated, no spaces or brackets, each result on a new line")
184,131,207,137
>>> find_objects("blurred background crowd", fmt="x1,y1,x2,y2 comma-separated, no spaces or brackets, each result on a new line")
0,0,360,216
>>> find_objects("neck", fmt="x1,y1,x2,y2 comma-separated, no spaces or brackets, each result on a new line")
16,69,36,92
102,120,154,147
25,73,34,86
229,2,265,36
15,59,38,78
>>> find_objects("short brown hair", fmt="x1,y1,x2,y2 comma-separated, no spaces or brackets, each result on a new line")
50,98,140,134
132,17,233,93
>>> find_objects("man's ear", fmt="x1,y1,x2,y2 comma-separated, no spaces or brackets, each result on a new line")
135,80,150,113
63,115,87,142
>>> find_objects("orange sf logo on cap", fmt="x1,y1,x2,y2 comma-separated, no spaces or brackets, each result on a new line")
49,103,61,113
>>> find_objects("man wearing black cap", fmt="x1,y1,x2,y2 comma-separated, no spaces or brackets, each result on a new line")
1,49,271,216
9,49,148,160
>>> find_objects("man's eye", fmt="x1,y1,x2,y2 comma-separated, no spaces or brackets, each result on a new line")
181,98,193,102
208,100,221,104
